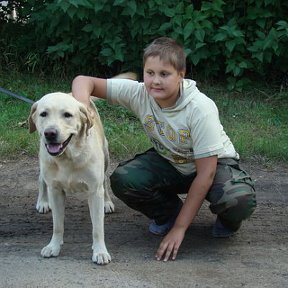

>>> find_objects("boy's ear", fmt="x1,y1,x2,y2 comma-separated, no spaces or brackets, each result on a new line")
179,70,186,80
179,70,185,80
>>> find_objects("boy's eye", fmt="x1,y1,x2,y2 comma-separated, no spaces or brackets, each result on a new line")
160,71,169,77
146,70,154,76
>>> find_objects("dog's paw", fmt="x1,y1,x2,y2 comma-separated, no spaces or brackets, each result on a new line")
92,251,111,265
36,201,50,214
41,243,61,258
104,201,115,214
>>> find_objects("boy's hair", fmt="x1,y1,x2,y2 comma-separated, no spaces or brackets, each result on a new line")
143,37,186,72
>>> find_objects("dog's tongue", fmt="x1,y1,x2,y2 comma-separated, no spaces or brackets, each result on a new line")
47,143,62,154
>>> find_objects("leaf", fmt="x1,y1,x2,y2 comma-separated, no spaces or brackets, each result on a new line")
183,21,194,40
162,7,175,17
263,28,278,50
67,6,77,18
213,33,226,42
184,48,192,57
113,0,126,6
195,42,206,50
69,0,79,8
173,15,183,27
92,27,102,39
195,30,205,42
233,66,241,77
225,60,234,74
256,18,266,29
225,40,237,53
82,24,93,32
101,47,113,57
255,52,264,62
159,22,172,32
239,61,248,69
226,78,235,91
128,0,137,15
231,30,244,38
94,2,105,13
59,1,70,13
74,0,93,8
175,2,184,14
184,4,194,19
47,43,73,58
276,20,288,29
256,31,266,39
190,48,209,66
190,53,201,66
136,3,145,17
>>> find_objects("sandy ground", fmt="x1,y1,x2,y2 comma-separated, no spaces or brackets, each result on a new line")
0,156,287,288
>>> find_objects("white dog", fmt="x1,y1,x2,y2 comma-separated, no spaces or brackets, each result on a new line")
28,92,114,265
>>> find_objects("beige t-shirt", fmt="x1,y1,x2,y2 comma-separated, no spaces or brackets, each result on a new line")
107,78,239,175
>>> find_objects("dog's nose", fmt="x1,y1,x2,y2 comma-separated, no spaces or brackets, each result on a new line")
44,128,58,141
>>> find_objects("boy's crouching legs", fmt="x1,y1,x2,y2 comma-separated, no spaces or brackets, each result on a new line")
110,150,184,225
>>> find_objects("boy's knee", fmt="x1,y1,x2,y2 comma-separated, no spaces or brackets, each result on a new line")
110,165,144,199
210,182,256,223
224,192,257,222
110,167,130,198
216,192,256,231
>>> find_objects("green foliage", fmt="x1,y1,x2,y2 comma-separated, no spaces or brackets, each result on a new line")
1,72,287,161
0,0,288,90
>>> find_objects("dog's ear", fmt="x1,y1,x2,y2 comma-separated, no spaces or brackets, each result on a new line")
79,105,93,136
28,102,38,133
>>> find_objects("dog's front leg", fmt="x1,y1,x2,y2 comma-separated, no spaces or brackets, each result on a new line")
88,186,111,265
36,175,50,213
41,188,65,258
104,175,115,214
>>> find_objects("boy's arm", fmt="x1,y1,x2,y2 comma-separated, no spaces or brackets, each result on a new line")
72,72,137,108
155,155,218,261
72,76,108,108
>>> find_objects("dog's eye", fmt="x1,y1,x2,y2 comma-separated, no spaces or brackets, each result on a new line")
64,112,73,118
40,111,47,117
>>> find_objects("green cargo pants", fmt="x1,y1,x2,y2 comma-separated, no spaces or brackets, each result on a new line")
110,148,256,231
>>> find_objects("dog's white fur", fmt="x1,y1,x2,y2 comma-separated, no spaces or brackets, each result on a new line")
28,92,114,264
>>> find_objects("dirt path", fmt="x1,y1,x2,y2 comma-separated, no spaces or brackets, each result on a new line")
0,156,287,288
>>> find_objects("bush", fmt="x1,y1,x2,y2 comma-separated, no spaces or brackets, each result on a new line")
0,0,287,90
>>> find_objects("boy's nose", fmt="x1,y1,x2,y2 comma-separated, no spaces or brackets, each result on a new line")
152,75,161,84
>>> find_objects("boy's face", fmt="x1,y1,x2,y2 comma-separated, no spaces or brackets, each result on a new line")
143,56,185,108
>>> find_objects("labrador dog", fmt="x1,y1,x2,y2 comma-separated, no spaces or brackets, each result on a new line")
28,92,114,265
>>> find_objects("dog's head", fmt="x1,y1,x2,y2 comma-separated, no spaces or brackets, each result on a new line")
28,92,93,157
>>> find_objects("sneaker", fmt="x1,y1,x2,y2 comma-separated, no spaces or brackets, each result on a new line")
149,202,182,236
212,217,236,238
149,218,175,236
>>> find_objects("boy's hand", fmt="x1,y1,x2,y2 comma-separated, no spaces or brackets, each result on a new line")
155,226,185,261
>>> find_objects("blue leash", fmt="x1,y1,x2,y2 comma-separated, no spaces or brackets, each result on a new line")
0,86,35,104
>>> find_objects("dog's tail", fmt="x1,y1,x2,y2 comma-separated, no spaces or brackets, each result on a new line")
112,72,137,81
90,72,137,103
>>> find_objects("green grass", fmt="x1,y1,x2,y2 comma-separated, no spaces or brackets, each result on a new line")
0,72,287,163
205,86,288,162
97,100,151,157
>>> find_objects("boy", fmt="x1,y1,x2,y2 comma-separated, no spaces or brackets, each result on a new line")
72,37,256,262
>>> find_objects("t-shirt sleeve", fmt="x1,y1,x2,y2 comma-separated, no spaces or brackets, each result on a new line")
106,79,145,115
190,102,224,159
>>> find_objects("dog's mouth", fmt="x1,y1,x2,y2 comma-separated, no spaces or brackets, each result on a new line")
45,134,73,156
